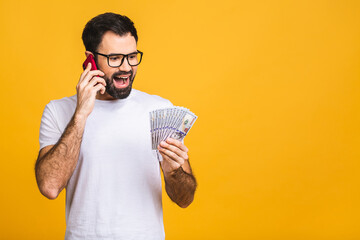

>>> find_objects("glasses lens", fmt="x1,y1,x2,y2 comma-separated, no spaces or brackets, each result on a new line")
108,55,124,67
128,52,141,66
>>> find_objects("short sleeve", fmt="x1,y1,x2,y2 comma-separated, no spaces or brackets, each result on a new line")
39,102,62,150
165,99,173,108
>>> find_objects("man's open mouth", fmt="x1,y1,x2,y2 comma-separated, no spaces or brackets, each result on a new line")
114,76,129,83
113,75,130,88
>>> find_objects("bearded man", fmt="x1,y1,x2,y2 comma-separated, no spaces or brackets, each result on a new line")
35,12,197,240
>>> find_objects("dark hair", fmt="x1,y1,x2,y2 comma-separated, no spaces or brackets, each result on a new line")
82,12,138,53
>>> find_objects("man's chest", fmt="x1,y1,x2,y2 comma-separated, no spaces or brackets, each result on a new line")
80,105,153,160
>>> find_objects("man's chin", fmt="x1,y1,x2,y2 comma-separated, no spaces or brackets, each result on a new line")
104,75,135,99
107,85,132,99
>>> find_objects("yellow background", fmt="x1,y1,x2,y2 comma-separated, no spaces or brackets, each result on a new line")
0,0,359,239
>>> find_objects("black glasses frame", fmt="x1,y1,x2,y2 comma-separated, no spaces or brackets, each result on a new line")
93,50,143,67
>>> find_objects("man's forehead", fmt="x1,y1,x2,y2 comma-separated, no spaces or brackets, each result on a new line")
98,31,137,54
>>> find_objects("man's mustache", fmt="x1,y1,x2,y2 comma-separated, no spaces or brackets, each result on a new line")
112,70,133,78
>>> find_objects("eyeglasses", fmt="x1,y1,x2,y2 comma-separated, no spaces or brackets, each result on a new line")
94,50,143,67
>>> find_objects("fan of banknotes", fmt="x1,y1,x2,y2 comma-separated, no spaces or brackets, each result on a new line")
150,107,198,151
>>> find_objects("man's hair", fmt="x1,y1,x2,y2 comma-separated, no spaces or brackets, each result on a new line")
82,12,138,53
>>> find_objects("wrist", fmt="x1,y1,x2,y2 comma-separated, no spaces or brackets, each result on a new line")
164,166,184,179
73,110,88,124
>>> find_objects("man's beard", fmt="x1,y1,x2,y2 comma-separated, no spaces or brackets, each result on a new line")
103,70,135,99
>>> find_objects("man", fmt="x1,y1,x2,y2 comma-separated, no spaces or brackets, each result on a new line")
35,12,197,239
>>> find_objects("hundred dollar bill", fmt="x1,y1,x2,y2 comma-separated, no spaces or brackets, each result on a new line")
170,111,197,141
150,111,155,149
149,107,198,155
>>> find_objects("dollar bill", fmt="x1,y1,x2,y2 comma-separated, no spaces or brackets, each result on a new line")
170,111,197,141
149,107,198,158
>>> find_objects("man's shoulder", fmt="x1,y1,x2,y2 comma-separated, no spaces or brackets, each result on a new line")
49,94,77,106
45,94,77,118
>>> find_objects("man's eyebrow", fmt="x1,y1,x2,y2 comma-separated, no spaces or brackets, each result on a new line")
109,51,138,55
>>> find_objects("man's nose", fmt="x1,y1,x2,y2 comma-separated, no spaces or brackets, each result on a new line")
119,57,132,72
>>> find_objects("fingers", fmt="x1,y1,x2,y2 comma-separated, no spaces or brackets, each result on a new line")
158,145,185,166
80,71,105,88
93,83,106,95
78,63,105,86
80,62,93,81
158,151,181,167
77,64,106,93
158,140,189,165
166,138,188,153
88,76,106,88
74,63,107,118
77,77,106,95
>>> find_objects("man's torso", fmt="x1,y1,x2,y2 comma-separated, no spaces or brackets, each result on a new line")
39,89,172,239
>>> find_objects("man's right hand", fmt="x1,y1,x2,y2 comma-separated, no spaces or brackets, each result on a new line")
75,62,106,119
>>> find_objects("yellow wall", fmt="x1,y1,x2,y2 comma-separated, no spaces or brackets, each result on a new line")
1,0,359,239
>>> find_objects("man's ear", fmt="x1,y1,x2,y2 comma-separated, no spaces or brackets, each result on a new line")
85,51,93,57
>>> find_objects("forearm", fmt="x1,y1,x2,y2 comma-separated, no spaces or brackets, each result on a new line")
164,165,197,208
35,112,86,199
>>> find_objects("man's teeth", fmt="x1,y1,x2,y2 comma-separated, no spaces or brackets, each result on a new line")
115,76,128,83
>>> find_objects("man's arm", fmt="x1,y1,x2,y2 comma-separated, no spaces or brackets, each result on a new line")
35,62,106,199
158,138,197,208
35,113,86,199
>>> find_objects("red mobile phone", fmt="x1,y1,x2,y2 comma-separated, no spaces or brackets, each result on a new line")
82,55,102,94
83,54,98,70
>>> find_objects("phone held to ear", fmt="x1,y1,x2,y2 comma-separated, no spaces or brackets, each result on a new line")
82,54,103,95
83,54,98,70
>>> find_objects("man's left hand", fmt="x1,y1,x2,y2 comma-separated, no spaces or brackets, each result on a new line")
158,138,189,175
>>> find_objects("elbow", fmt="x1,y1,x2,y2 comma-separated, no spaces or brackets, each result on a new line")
41,188,59,200
35,171,61,200
36,179,60,200
178,195,195,208
178,202,192,208
38,185,60,200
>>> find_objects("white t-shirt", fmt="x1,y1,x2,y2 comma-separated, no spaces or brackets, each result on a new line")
39,89,172,240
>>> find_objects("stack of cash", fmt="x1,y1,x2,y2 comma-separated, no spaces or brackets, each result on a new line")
150,107,198,150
